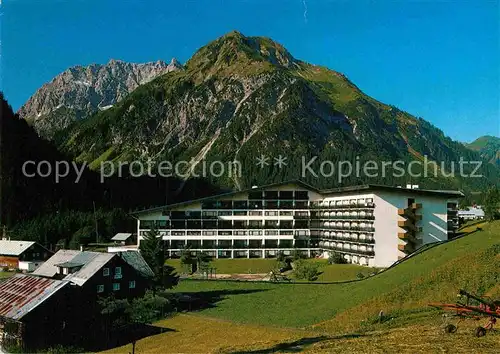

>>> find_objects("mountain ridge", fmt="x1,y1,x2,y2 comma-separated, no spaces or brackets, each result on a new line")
18,58,183,139
19,31,500,192
466,135,500,167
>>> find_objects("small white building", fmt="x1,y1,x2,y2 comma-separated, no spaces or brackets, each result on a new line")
458,207,485,220
107,233,139,253
131,181,462,268
0,240,53,271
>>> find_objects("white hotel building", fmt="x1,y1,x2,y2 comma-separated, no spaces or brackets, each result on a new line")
132,181,462,267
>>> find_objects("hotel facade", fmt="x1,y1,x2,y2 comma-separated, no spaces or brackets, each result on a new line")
132,181,462,267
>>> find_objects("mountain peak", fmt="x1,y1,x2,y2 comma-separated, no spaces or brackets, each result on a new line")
168,57,183,70
186,31,297,76
108,58,125,65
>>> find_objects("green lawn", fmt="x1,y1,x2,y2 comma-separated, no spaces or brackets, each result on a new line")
166,258,277,274
172,221,500,328
167,257,375,282
0,271,15,279
294,260,378,282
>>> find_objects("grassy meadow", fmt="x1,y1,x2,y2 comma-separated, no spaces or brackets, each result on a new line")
166,257,376,282
103,221,500,353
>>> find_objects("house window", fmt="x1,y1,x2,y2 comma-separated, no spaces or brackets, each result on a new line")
112,283,120,291
103,268,110,276
97,285,104,293
129,280,136,289
114,267,122,279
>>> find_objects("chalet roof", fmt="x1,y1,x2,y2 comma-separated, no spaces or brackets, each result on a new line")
0,274,68,320
111,233,133,241
130,180,464,216
54,261,84,268
33,249,154,285
118,251,155,278
64,252,115,286
32,250,114,286
0,240,36,256
32,250,81,278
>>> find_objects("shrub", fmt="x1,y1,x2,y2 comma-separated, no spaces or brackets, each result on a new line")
328,251,347,264
291,249,305,261
293,260,320,281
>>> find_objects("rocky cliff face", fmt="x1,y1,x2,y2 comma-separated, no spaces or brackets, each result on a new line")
18,58,183,139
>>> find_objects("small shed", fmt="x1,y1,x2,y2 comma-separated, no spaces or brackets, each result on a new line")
111,233,136,246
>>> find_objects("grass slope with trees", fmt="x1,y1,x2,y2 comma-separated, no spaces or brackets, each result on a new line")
103,221,500,353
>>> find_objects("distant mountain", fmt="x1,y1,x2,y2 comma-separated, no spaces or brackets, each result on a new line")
18,58,183,139
466,135,500,167
21,31,500,192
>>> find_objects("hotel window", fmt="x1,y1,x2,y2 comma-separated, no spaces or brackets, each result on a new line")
233,220,246,229
264,191,279,200
140,220,155,229
248,191,263,200
103,267,110,276
294,191,309,200
249,200,263,209
233,200,248,209
129,280,136,289
279,191,294,200
114,267,122,279
97,285,104,293
112,283,120,291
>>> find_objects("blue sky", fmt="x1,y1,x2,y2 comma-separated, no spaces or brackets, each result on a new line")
1,0,499,142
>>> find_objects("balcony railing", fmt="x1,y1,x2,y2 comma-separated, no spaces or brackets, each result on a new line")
318,236,376,244
320,245,375,257
309,202,375,210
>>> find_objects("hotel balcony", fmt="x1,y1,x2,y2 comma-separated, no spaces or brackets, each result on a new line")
398,220,417,231
309,201,375,210
397,232,417,243
398,208,422,221
398,243,415,254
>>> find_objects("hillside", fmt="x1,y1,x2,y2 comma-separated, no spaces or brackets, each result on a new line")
467,135,500,167
51,31,499,192
18,58,183,139
103,221,500,353
0,94,221,242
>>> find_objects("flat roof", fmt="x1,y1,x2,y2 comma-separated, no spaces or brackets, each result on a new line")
111,233,134,241
131,180,463,216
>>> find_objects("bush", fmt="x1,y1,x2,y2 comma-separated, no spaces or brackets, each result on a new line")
293,260,320,281
291,249,306,261
45,345,85,354
328,251,347,264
